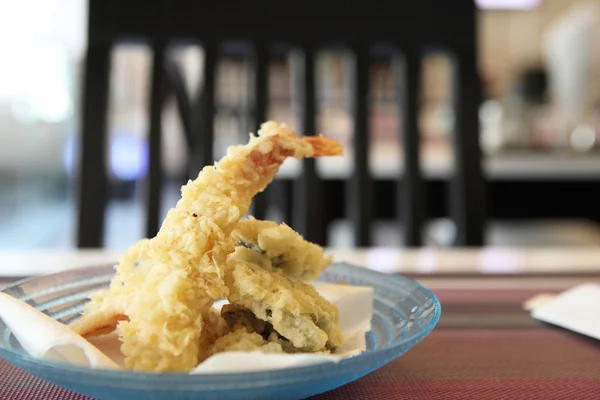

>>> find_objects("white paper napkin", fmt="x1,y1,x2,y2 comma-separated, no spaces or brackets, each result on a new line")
0,283,373,374
0,293,120,369
526,283,600,341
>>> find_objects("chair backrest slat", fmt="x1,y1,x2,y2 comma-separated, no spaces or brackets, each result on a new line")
146,42,167,238
450,48,486,246
188,42,217,177
291,48,323,244
249,43,270,220
347,46,372,247
77,42,112,248
395,48,424,247
165,59,192,147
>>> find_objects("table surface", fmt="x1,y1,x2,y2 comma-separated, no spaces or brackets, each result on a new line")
1,249,600,399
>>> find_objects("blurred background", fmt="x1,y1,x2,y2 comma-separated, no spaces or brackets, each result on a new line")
2,0,600,251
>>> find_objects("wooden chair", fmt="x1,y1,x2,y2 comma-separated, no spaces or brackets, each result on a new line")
77,0,486,248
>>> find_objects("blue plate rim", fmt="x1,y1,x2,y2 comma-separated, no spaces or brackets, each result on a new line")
0,262,441,386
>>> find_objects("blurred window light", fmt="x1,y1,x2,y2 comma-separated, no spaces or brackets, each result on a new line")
476,0,542,9
1,41,72,123
0,0,57,37
63,135,149,181
0,0,86,57
109,136,149,181
63,136,77,177
570,124,596,153
9,100,38,124
0,0,85,122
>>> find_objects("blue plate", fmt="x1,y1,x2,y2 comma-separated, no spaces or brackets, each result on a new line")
0,263,441,400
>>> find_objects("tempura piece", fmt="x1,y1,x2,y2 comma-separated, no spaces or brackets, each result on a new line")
221,304,272,336
210,329,284,355
70,239,151,337
70,121,343,372
231,218,333,281
197,308,229,362
220,304,304,354
225,261,344,352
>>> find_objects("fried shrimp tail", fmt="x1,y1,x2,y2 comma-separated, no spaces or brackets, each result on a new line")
302,136,343,157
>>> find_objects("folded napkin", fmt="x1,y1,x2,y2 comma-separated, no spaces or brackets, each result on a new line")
0,283,373,374
0,293,119,369
525,283,600,341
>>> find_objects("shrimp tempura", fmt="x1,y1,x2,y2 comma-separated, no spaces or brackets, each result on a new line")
71,122,343,372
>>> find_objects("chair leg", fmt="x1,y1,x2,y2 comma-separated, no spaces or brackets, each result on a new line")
77,42,112,248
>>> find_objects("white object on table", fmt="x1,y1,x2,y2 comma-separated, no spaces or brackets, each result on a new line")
0,292,119,369
528,283,600,341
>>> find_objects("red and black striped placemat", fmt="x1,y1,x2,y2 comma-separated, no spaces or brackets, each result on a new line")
2,328,599,400
2,283,599,399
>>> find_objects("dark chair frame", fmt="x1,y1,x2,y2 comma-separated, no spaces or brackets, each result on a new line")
77,0,485,248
